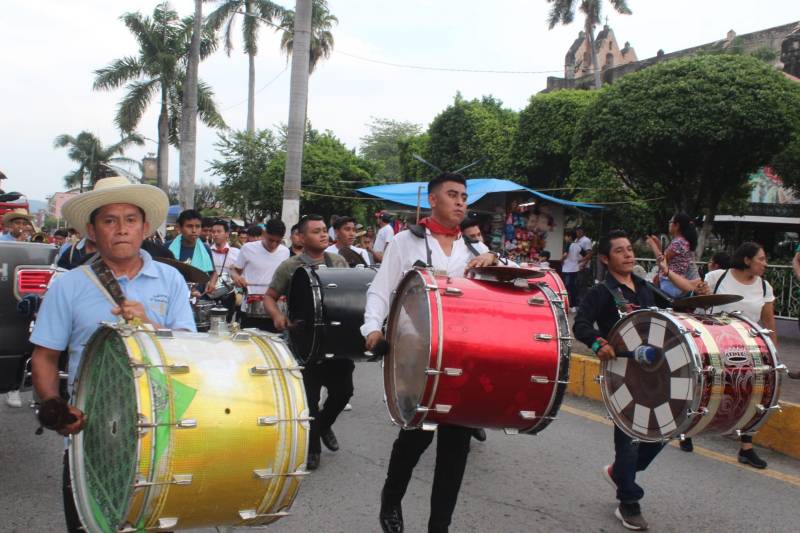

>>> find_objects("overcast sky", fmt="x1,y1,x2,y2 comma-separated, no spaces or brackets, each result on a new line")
2,1,798,201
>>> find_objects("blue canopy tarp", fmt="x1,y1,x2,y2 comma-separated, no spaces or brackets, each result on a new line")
357,178,602,210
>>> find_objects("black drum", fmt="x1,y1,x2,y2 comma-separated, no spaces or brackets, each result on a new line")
288,266,376,364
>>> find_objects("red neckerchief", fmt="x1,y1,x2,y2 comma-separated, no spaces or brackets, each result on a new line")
213,245,229,254
418,217,460,237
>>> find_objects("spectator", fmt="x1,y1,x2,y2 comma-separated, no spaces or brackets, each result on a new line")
562,230,582,312
647,213,699,297
373,212,394,263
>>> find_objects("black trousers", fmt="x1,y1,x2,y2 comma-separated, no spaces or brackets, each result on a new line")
303,359,355,454
62,451,83,533
383,425,472,532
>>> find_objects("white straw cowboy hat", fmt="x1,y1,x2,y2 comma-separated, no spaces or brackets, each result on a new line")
2,208,33,226
62,176,168,237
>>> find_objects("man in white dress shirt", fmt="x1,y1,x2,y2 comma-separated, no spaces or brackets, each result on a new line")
372,212,395,263
325,215,372,266
363,172,498,533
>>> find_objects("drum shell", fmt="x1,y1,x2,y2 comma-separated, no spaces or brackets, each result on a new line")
601,310,782,442
530,269,569,311
288,266,376,364
69,326,309,531
385,269,570,433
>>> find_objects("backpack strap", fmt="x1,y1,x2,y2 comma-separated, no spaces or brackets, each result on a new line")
464,238,481,258
713,269,729,294
762,277,767,298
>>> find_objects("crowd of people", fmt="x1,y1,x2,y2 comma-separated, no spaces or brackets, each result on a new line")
3,172,798,533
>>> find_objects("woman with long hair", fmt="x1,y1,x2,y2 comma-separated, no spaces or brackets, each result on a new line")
647,213,699,298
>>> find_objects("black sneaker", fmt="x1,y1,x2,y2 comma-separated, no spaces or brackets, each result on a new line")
472,428,487,442
615,502,648,531
738,448,767,469
679,437,694,452
306,452,320,471
379,490,404,533
321,428,339,451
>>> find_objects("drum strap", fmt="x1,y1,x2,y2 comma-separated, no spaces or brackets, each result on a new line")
80,260,127,308
713,269,766,297
407,224,487,267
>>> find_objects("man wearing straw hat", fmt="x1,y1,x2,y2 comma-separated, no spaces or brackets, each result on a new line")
1,208,34,241
29,176,195,532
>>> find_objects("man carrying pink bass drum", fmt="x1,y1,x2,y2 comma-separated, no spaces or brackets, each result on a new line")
363,172,499,533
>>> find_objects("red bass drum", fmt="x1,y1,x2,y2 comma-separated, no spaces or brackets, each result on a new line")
528,268,569,312
383,268,570,434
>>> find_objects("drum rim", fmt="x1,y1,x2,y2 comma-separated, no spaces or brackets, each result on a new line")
730,311,783,434
601,309,705,442
521,283,571,435
384,268,441,428
287,265,324,364
69,324,141,532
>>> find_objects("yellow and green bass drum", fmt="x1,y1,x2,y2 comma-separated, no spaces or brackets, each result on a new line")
68,324,309,532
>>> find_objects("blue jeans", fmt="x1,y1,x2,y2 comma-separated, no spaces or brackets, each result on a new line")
612,426,665,503
563,271,578,307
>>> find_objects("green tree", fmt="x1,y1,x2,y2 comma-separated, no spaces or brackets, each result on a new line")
206,0,286,133
280,0,338,73
546,0,632,89
575,54,800,255
512,89,597,188
93,3,226,192
426,94,518,178
53,131,144,191
359,118,423,182
209,129,283,224
168,181,222,214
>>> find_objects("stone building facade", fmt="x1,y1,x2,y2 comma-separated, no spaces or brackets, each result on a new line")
564,25,637,81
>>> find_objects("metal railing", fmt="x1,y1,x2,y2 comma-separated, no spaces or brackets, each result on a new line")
634,258,799,319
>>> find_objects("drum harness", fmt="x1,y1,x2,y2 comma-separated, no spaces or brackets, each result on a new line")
406,224,501,268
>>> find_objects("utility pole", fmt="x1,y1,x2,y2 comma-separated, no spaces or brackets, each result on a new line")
280,0,312,233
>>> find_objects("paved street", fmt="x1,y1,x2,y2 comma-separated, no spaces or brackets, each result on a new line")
3,362,800,533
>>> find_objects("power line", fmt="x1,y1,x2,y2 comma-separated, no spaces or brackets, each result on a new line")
334,50,564,75
221,66,288,111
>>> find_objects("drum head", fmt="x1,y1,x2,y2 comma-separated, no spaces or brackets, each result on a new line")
70,327,138,531
602,310,701,441
288,267,318,363
386,271,433,425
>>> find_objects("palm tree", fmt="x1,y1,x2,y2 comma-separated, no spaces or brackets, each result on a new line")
206,0,286,133
546,0,631,89
54,131,144,191
93,2,226,193
179,0,203,210
280,0,337,73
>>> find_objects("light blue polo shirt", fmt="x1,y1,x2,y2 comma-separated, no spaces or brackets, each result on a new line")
30,250,196,388
0,233,16,241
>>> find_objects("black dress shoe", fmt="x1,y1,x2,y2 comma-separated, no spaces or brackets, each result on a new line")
738,448,767,469
307,452,320,471
321,428,339,451
472,428,487,442
679,437,693,452
380,493,403,533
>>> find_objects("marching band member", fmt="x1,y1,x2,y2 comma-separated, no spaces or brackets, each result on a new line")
363,172,498,533
29,176,195,532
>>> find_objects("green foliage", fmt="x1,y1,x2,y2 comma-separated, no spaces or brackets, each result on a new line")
209,129,282,223
205,0,285,57
53,131,144,189
575,54,800,220
546,0,631,29
280,0,337,73
359,118,423,182
512,89,597,188
167,181,221,213
426,94,518,179
397,133,431,182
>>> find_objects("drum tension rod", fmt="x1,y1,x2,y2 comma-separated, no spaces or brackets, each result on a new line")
415,404,452,414
129,362,189,374
239,510,290,520
250,366,304,375
253,468,310,479
442,287,463,296
686,407,709,418
756,404,782,414
257,415,314,426
133,474,193,488
118,518,178,532
530,375,569,385
137,419,197,429
425,367,463,377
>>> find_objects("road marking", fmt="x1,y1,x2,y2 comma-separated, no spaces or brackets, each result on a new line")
560,403,800,488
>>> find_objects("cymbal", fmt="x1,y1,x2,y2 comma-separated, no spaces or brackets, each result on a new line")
467,266,545,283
672,294,743,309
154,256,210,285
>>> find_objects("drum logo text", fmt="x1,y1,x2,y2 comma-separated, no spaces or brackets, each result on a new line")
722,348,750,366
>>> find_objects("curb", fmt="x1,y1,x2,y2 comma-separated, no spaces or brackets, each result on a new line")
566,353,800,460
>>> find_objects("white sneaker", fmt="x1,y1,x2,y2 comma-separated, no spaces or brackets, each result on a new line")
6,390,22,408
344,403,352,411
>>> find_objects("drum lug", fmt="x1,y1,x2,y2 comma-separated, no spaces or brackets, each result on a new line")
155,328,174,338
425,367,463,377
735,429,757,437
773,363,789,374
329,321,342,326
257,415,314,426
232,331,253,342
527,297,545,306
133,474,192,488
443,287,463,296
699,365,716,376
530,375,569,385
756,404,782,414
239,509,290,520
422,422,438,431
686,407,708,418
425,284,438,291
503,428,520,435
519,410,537,420
325,353,335,359
692,329,702,337
416,404,452,414
534,333,553,341
594,375,604,383
326,283,338,288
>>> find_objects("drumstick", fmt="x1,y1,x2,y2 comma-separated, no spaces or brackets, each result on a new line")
615,345,658,365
